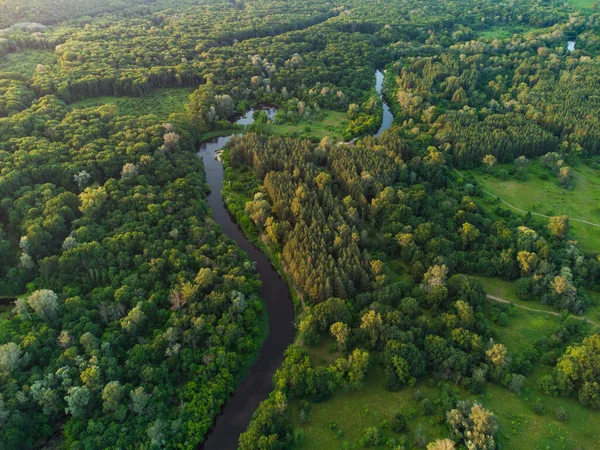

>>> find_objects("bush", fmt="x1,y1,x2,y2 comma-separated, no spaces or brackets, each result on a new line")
532,398,546,415
537,375,557,396
390,413,407,433
496,312,508,327
421,398,435,416
555,407,569,422
360,426,384,447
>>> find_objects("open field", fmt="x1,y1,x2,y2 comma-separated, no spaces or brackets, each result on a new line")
467,160,600,253
291,362,600,450
290,368,450,449
480,382,600,450
69,87,194,120
477,24,539,39
568,0,597,9
476,275,600,325
483,299,600,449
0,49,56,76
269,110,348,142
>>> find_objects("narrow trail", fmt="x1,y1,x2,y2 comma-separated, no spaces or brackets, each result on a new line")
486,294,600,327
452,168,600,228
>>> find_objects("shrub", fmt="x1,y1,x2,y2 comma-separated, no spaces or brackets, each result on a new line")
532,398,546,415
421,398,435,416
555,407,569,422
361,426,384,447
390,413,407,433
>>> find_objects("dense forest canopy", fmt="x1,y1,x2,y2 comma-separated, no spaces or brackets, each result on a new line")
1,0,600,448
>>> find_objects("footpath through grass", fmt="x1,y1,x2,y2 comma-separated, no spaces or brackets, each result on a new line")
466,160,600,253
476,275,600,326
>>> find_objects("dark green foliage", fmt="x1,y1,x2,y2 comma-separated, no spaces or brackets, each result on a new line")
390,413,407,433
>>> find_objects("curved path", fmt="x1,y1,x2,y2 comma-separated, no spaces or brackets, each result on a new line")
486,294,600,327
480,188,600,228
198,132,295,450
453,168,600,228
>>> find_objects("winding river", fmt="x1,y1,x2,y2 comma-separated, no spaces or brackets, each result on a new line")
198,107,294,450
197,70,393,449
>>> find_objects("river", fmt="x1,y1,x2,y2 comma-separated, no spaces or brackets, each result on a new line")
197,108,295,450
375,69,394,137
197,69,393,449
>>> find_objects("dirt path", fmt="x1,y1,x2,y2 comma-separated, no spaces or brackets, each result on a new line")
486,294,600,327
453,168,600,228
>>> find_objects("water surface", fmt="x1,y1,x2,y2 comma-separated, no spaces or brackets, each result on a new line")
375,69,394,137
198,110,295,450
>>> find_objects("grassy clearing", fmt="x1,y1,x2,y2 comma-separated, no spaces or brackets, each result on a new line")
0,49,56,76
269,110,348,142
290,368,450,450
484,296,561,352
69,87,194,120
480,382,600,450
475,275,600,325
288,279,600,450
478,24,538,39
481,300,600,449
568,0,597,9
468,160,600,253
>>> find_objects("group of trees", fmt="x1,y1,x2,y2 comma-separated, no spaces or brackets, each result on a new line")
1,0,600,448
228,122,599,445
0,93,268,448
387,13,600,168
228,130,600,314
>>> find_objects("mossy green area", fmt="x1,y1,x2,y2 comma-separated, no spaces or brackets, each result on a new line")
466,160,600,253
0,49,56,77
475,275,600,326
567,0,598,9
482,303,600,449
69,87,195,120
478,24,539,39
290,368,451,449
268,110,348,142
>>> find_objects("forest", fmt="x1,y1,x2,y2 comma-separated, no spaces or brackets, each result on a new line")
1,0,600,449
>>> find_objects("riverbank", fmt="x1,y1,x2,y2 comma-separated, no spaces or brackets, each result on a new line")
196,119,296,450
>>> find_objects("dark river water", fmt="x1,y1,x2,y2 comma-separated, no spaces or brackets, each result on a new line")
197,109,295,450
375,69,393,137
198,69,393,449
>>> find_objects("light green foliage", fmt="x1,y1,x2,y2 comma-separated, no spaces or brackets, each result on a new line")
69,88,194,121
469,160,600,253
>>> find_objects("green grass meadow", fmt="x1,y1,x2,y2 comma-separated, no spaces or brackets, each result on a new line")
468,160,600,253
269,110,348,142
0,49,56,76
69,87,195,120
568,0,598,9
291,368,450,450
